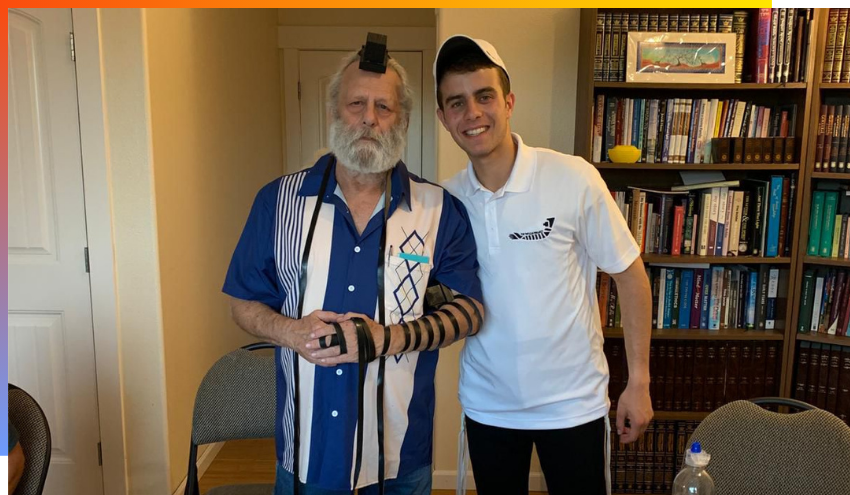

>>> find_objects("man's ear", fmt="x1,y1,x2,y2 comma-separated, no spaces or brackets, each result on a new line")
436,107,448,130
505,92,516,118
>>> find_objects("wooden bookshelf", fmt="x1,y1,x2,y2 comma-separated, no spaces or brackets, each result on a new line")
641,254,791,264
576,10,835,490
795,332,850,347
604,327,786,341
594,162,800,170
802,256,850,268
787,7,850,407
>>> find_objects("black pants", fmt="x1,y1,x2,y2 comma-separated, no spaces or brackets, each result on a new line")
465,416,607,495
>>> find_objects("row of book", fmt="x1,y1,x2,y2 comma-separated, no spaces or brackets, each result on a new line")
805,187,850,259
709,137,796,164
593,9,814,84
609,420,697,494
798,268,850,336
814,104,850,172
749,9,814,84
612,178,795,258
823,9,850,83
793,342,850,423
605,339,782,413
599,265,788,333
591,96,798,164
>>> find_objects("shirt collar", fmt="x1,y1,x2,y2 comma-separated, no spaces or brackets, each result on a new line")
298,153,413,211
464,133,536,196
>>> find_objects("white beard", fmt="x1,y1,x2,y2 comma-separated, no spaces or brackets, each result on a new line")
328,117,407,175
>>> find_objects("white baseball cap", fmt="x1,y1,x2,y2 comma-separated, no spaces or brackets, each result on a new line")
434,35,510,86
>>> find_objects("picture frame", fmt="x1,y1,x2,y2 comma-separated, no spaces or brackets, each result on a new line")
626,32,737,84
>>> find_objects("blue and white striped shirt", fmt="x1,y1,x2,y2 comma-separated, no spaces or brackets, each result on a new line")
223,154,481,490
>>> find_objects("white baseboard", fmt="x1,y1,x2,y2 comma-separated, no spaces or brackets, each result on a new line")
171,442,226,495
431,470,548,492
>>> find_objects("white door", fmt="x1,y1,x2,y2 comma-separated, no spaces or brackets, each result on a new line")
7,8,104,495
298,50,423,175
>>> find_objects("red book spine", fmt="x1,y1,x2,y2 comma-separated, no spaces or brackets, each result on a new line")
756,9,772,83
672,205,685,256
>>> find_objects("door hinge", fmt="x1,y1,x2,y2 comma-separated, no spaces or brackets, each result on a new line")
69,32,76,61
297,80,301,100
97,442,103,466
84,247,90,273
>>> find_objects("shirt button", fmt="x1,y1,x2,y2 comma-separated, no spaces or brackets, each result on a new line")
336,369,343,376
354,246,361,253
331,410,339,418
348,285,355,292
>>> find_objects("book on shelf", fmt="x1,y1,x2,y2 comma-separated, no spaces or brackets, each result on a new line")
793,343,850,424
797,267,850,336
599,265,788,332
611,177,794,258
814,103,850,172
593,9,814,84
823,8,850,83
592,95,798,164
606,338,780,421
806,186,850,258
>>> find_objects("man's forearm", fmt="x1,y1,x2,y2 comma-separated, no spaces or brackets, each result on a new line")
229,297,295,348
386,295,484,355
611,261,652,385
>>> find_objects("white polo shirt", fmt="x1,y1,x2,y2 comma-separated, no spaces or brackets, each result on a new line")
444,133,640,429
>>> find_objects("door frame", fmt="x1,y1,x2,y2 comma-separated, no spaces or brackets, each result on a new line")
71,8,126,495
278,26,437,181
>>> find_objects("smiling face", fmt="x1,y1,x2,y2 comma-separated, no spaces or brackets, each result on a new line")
328,61,409,175
437,67,514,161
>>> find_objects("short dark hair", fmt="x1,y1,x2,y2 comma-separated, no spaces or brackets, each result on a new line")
436,51,511,110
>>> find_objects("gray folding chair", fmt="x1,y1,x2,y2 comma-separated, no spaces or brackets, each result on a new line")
688,398,850,495
9,384,52,495
184,343,276,495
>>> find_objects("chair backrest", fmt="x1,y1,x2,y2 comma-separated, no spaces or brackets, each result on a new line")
191,346,276,446
689,400,850,495
9,384,52,495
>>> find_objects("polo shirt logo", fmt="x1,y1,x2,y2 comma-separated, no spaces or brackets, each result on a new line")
509,217,555,241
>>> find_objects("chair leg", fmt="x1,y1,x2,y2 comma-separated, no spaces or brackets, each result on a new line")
185,443,200,495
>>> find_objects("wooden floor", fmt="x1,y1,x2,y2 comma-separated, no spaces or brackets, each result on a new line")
199,439,480,494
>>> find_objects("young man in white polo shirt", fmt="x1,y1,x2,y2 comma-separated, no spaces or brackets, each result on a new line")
436,36,653,494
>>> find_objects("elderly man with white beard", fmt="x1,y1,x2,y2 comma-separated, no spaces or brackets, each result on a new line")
224,50,484,495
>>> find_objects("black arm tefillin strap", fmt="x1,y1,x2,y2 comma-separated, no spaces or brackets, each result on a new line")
420,317,436,351
436,306,461,342
293,160,391,494
453,295,483,326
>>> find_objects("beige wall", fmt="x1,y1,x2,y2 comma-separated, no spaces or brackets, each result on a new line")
278,8,435,27
98,8,171,494
432,8,581,488
144,8,283,491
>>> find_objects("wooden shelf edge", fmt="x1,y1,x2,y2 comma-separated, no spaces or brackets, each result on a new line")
642,254,791,264
802,256,850,268
811,171,850,180
604,327,786,341
608,410,709,422
594,162,799,170
819,82,850,90
595,82,808,90
795,332,850,347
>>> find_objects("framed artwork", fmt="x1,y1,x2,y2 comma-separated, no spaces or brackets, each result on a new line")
626,32,736,83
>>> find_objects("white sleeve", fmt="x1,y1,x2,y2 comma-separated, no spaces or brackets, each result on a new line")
577,171,641,274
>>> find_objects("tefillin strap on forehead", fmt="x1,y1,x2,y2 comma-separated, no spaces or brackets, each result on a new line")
359,32,389,74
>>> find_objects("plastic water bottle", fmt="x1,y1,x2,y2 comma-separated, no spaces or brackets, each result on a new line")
672,441,715,495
